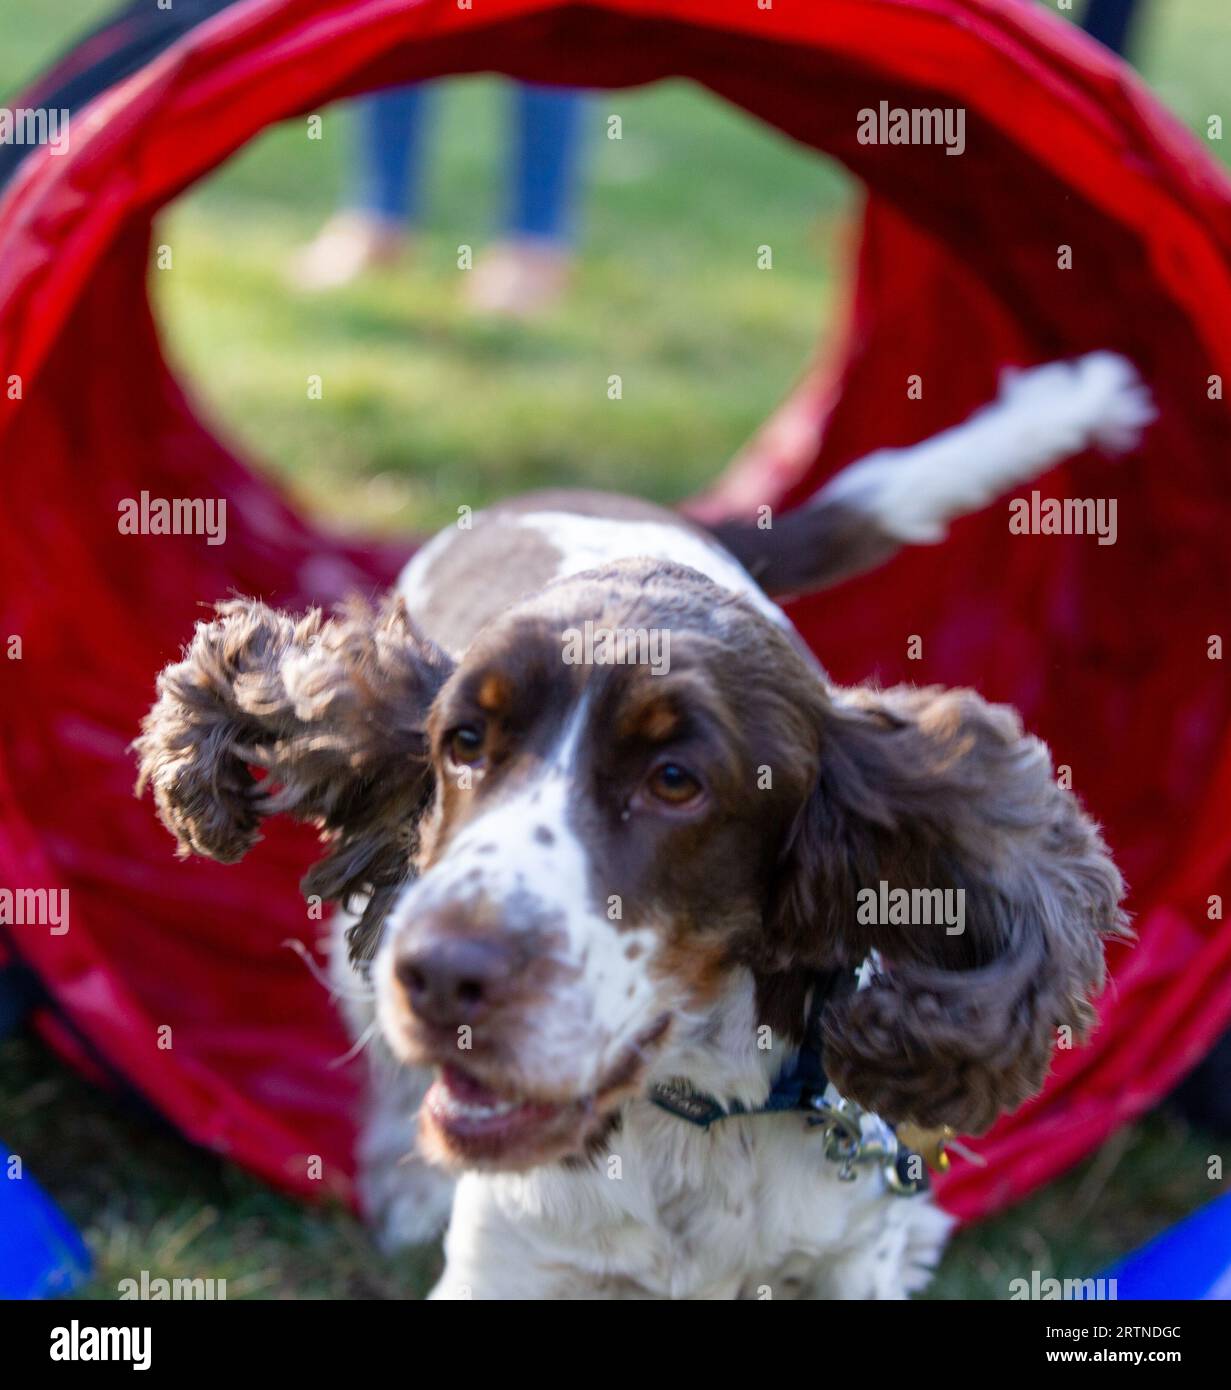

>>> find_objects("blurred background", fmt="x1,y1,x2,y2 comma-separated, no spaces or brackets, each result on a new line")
1,0,1229,1299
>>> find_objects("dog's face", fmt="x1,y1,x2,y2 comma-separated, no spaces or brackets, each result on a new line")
136,559,1126,1175
373,565,819,1168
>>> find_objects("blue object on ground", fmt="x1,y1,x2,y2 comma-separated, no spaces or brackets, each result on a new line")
0,1144,92,1298
1089,1193,1231,1299
1,965,90,1295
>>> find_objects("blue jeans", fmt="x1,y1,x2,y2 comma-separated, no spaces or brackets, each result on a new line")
352,82,585,245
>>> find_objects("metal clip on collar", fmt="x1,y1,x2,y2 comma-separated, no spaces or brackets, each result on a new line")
803,1090,932,1196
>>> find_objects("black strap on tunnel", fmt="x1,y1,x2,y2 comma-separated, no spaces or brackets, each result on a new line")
0,0,245,192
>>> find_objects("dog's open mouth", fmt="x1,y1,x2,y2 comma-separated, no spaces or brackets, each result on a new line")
420,1016,672,1169
423,1064,587,1166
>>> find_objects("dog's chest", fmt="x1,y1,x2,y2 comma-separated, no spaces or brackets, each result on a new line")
597,1106,880,1298
450,1104,940,1300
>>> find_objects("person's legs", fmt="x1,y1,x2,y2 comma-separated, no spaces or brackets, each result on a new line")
351,85,432,226
292,85,432,290
466,84,586,317
506,83,586,244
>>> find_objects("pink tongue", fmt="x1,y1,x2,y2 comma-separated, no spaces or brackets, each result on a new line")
441,1064,510,1106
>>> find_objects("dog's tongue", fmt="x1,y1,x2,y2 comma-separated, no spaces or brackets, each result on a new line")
439,1063,509,1106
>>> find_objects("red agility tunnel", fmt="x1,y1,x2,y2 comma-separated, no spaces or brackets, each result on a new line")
2,0,1230,1222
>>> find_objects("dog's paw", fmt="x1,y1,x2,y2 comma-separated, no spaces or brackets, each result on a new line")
359,1157,455,1253
355,1069,456,1251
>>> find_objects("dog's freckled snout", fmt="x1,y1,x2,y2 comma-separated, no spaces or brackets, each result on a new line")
395,935,519,1028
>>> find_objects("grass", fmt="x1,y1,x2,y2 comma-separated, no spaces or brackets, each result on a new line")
152,79,846,533
2,0,1229,1299
1,1029,1223,1301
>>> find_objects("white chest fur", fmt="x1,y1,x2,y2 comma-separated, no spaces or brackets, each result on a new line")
429,974,951,1300
436,1102,951,1300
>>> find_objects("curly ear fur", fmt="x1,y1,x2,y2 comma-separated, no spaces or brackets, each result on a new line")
773,685,1129,1135
134,595,453,961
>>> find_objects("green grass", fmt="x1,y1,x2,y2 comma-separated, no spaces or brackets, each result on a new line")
2,0,1229,1299
2,1030,1223,1301
153,80,845,534
0,1036,439,1300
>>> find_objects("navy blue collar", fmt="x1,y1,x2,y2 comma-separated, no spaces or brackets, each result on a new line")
648,966,850,1130
646,966,932,1196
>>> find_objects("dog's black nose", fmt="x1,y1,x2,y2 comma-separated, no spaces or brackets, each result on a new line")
395,936,517,1028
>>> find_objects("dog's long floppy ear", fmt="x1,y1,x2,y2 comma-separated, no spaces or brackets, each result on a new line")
134,595,453,961
771,684,1129,1136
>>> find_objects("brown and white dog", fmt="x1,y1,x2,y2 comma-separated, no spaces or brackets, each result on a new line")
137,353,1148,1299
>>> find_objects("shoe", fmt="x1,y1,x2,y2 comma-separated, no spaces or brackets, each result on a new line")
288,212,409,291
463,239,574,319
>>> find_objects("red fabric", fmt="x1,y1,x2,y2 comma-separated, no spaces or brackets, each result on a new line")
2,0,1229,1220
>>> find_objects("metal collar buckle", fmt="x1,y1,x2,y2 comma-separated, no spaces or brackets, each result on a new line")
803,1089,931,1196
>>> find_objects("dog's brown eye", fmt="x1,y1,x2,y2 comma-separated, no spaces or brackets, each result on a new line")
447,725,486,766
646,761,702,807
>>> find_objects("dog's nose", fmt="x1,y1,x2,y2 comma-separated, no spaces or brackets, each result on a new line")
394,936,517,1027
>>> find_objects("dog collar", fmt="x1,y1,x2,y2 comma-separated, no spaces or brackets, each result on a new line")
647,966,945,1196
